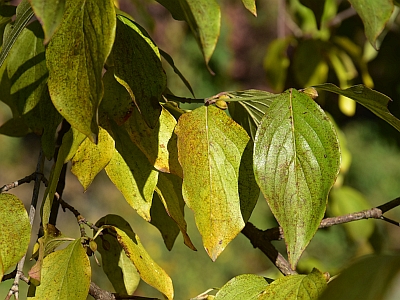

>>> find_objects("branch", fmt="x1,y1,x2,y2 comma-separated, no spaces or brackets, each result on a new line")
0,172,44,193
241,222,297,276
89,282,161,300
264,197,400,241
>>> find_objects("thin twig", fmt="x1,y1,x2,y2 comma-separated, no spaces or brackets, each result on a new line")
6,151,45,300
327,6,357,28
242,222,297,276
89,282,161,300
264,197,400,241
0,172,44,193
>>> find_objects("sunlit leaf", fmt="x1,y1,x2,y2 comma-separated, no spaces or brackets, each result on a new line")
253,89,340,268
313,83,400,132
242,0,257,16
175,105,249,260
0,193,31,281
95,215,140,296
156,172,196,250
33,239,91,300
71,127,115,190
30,0,65,43
112,15,165,128
299,0,326,28
348,0,393,49
105,123,158,221
259,268,326,299
214,274,269,299
96,225,174,300
123,107,182,177
46,0,116,141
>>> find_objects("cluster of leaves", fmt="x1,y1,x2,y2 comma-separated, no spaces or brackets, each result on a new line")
1,0,400,299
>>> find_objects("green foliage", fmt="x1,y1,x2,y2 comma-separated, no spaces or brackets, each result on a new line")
1,0,400,299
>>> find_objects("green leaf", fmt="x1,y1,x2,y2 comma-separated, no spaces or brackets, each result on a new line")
30,0,65,44
7,21,62,147
175,105,250,261
214,274,269,299
313,83,400,132
112,15,166,128
96,225,174,300
253,89,340,268
0,0,34,68
228,90,279,141
299,0,326,28
95,215,140,296
242,0,257,16
156,172,196,250
0,117,31,137
260,268,327,299
150,192,180,251
348,0,393,50
178,0,221,67
101,68,135,126
123,107,182,177
0,193,31,281
105,123,158,221
329,186,374,242
320,255,400,300
71,127,115,190
33,239,91,300
46,0,116,141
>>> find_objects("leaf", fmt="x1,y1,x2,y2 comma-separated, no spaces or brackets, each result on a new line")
313,83,400,132
156,172,196,250
46,0,116,141
329,186,374,242
71,127,115,190
123,107,182,177
150,192,180,251
30,0,65,44
320,255,400,300
0,193,31,281
0,0,34,68
0,117,31,136
348,0,393,49
299,0,326,28
253,89,340,268
228,90,278,141
96,225,174,300
33,239,91,300
105,123,158,221
101,68,135,126
242,0,257,16
95,215,140,296
259,268,326,299
214,274,269,299
112,15,166,128
175,105,250,261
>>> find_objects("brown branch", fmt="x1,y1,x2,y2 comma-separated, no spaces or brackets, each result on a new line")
0,172,45,193
241,222,297,276
89,282,160,300
265,197,400,241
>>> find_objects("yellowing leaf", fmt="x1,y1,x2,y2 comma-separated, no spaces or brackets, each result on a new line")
259,268,326,299
46,0,116,141
71,127,115,190
0,193,31,281
96,225,174,300
215,274,270,299
254,89,340,268
175,106,249,260
95,215,140,296
124,107,182,177
33,239,91,300
105,123,158,221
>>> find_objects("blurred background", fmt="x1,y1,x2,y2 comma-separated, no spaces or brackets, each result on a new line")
1,0,400,299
